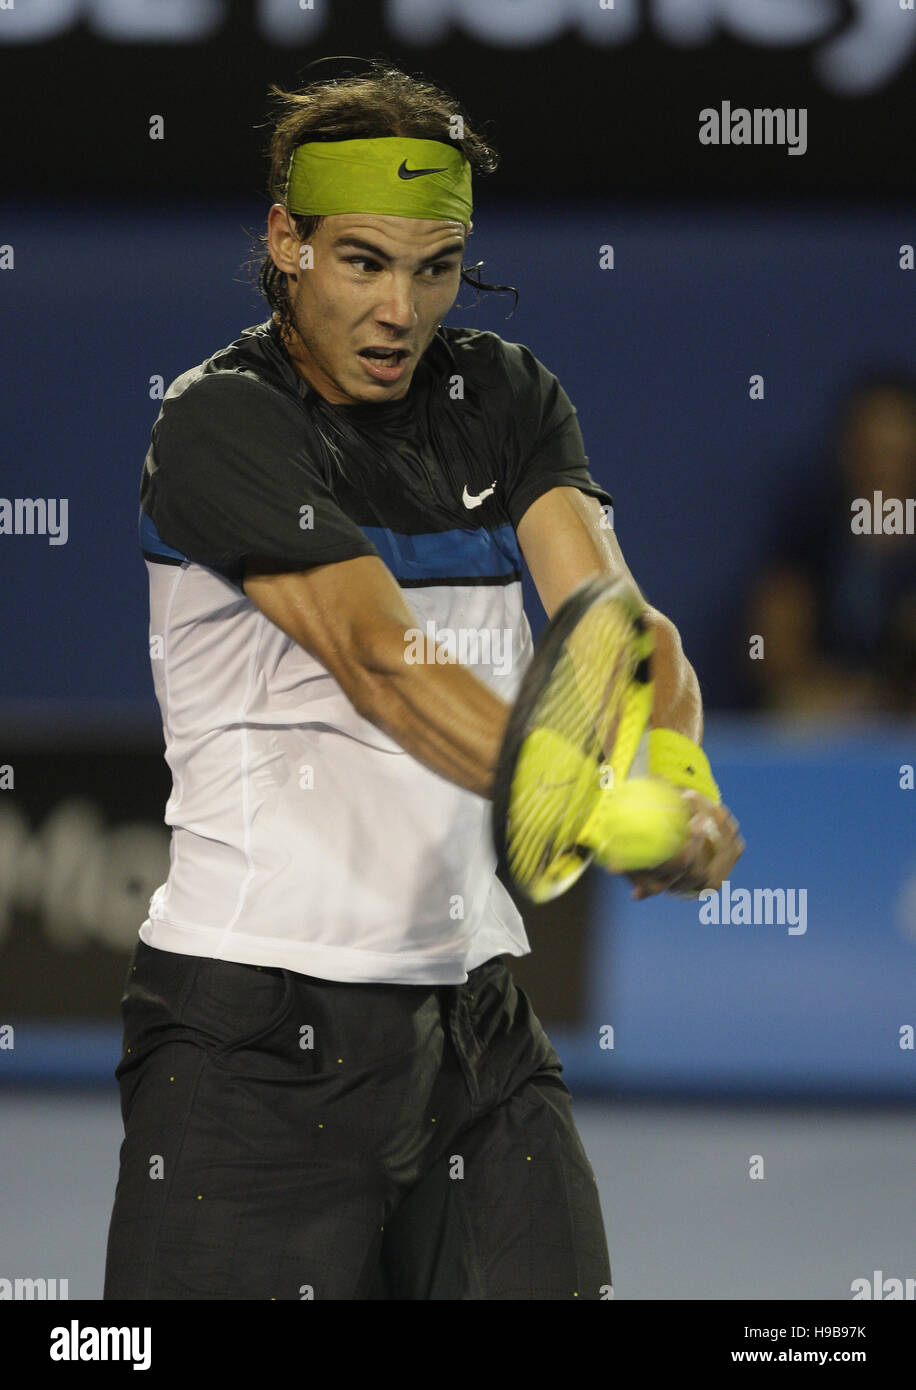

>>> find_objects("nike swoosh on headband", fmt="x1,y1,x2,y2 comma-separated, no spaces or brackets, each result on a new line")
398,161,448,179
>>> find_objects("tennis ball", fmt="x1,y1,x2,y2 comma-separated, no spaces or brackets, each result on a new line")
583,776,691,874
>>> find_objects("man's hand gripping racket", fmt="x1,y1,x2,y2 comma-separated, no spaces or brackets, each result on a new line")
492,576,744,904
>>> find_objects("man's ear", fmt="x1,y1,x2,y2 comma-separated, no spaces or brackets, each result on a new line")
268,204,300,277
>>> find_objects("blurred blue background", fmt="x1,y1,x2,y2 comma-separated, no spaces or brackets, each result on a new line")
3,195,914,1099
3,197,915,713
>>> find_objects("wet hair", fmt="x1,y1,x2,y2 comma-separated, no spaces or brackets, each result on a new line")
248,56,518,337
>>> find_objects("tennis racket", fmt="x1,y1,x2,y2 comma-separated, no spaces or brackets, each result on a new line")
492,574,671,903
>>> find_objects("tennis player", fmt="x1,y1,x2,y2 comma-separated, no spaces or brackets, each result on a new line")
104,61,743,1301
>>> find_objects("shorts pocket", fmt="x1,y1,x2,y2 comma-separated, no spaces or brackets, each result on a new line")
174,957,296,1056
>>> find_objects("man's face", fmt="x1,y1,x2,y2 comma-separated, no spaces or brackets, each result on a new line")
268,208,468,404
841,389,916,499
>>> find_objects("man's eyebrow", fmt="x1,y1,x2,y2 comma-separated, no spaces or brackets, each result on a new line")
332,236,465,264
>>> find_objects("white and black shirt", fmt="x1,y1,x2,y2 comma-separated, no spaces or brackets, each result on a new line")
138,317,612,983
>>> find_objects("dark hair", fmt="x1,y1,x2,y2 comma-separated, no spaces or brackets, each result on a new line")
248,56,518,336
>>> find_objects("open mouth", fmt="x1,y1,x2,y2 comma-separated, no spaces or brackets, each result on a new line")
357,348,410,382
358,348,409,363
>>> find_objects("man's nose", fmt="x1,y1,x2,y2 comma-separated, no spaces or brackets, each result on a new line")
375,276,419,328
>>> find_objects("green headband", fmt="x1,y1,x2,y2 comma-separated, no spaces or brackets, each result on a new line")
285,137,472,224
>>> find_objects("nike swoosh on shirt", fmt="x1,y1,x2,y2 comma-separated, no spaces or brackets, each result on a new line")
398,161,448,179
462,482,497,509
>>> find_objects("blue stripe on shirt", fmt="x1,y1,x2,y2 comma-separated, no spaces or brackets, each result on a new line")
360,523,521,582
140,509,522,583
140,508,188,561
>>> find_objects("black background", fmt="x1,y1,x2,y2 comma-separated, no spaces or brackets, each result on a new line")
2,3,913,201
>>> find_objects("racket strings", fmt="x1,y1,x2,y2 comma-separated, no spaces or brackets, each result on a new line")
506,596,650,890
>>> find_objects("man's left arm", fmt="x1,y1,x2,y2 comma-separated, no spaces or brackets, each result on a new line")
516,486,744,898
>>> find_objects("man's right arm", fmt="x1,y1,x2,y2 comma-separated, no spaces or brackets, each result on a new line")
242,554,511,800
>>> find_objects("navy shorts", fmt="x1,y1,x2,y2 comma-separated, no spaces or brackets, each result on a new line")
103,939,612,1300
